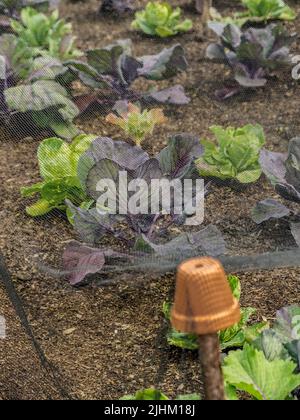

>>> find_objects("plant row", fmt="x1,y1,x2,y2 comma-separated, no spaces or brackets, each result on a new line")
0,1,298,137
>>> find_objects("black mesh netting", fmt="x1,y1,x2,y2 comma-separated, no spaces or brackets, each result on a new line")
1,0,300,401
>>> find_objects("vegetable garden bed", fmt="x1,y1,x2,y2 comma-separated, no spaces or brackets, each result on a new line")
0,0,300,400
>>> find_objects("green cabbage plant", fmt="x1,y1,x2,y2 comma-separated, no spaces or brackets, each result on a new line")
196,124,265,184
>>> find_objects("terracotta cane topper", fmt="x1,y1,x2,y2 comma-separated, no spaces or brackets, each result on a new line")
171,257,241,400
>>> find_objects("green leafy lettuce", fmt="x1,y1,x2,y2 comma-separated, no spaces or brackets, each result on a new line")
163,275,268,351
223,344,300,400
132,1,192,38
21,134,96,219
11,7,81,60
196,124,265,184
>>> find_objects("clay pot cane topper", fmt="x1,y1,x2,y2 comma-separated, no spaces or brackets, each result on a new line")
171,257,241,400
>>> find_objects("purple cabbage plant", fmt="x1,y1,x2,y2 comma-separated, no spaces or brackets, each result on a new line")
206,22,295,99
63,134,226,285
252,137,300,247
65,39,190,114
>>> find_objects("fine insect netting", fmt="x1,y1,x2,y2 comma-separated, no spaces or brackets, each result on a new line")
1,0,300,401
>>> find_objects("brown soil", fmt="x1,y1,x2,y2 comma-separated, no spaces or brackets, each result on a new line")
0,0,300,400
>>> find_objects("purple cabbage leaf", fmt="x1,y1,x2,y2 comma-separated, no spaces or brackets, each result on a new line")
63,240,132,285
270,305,300,369
251,198,290,224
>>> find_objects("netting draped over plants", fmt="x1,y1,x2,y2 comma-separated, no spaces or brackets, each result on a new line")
0,0,300,401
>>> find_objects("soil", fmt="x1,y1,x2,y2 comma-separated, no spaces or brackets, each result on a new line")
0,0,300,400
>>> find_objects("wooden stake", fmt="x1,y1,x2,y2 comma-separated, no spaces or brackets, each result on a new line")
195,0,212,35
198,333,225,400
